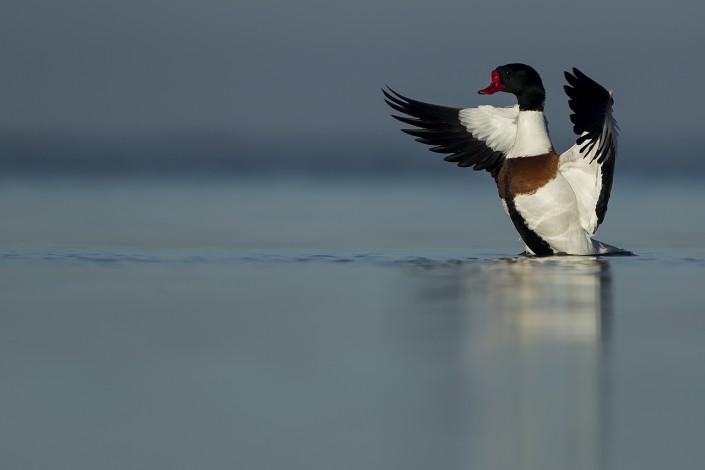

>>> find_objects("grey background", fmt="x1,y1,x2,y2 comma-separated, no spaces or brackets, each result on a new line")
1,0,702,176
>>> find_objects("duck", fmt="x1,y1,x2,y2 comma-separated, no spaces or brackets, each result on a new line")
383,63,626,256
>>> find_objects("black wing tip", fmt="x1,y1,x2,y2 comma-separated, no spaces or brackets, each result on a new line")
564,66,612,129
572,67,586,78
564,67,587,79
382,85,409,103
566,67,609,93
382,87,408,107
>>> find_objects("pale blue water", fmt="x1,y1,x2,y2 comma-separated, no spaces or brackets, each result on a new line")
1,177,704,469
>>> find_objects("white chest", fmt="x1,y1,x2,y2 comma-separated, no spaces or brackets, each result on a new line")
507,111,553,158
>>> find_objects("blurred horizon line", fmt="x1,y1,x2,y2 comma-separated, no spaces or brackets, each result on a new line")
0,129,701,180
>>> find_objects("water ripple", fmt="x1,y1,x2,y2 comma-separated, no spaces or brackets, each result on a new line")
0,250,697,270
0,251,484,268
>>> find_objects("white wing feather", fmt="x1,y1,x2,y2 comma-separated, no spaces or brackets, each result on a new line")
459,105,519,154
559,145,603,234
559,101,618,234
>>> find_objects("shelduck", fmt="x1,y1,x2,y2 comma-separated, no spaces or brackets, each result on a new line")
383,63,627,256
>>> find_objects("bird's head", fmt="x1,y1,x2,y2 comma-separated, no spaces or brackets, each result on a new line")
478,63,546,111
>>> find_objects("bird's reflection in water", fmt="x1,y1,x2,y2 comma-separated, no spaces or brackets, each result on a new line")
482,256,612,342
406,256,612,470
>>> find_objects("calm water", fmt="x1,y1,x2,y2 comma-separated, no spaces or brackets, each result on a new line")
1,177,704,470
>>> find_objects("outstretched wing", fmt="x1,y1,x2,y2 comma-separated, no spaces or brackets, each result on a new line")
383,87,518,179
559,68,619,234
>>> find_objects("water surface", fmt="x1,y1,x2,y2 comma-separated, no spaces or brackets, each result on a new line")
1,178,704,470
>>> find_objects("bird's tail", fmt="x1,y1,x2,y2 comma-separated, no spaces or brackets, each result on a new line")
592,239,633,256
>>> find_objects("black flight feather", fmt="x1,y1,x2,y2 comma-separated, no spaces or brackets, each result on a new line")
382,87,505,179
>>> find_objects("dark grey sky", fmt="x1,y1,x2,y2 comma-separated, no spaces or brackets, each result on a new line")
2,0,703,145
